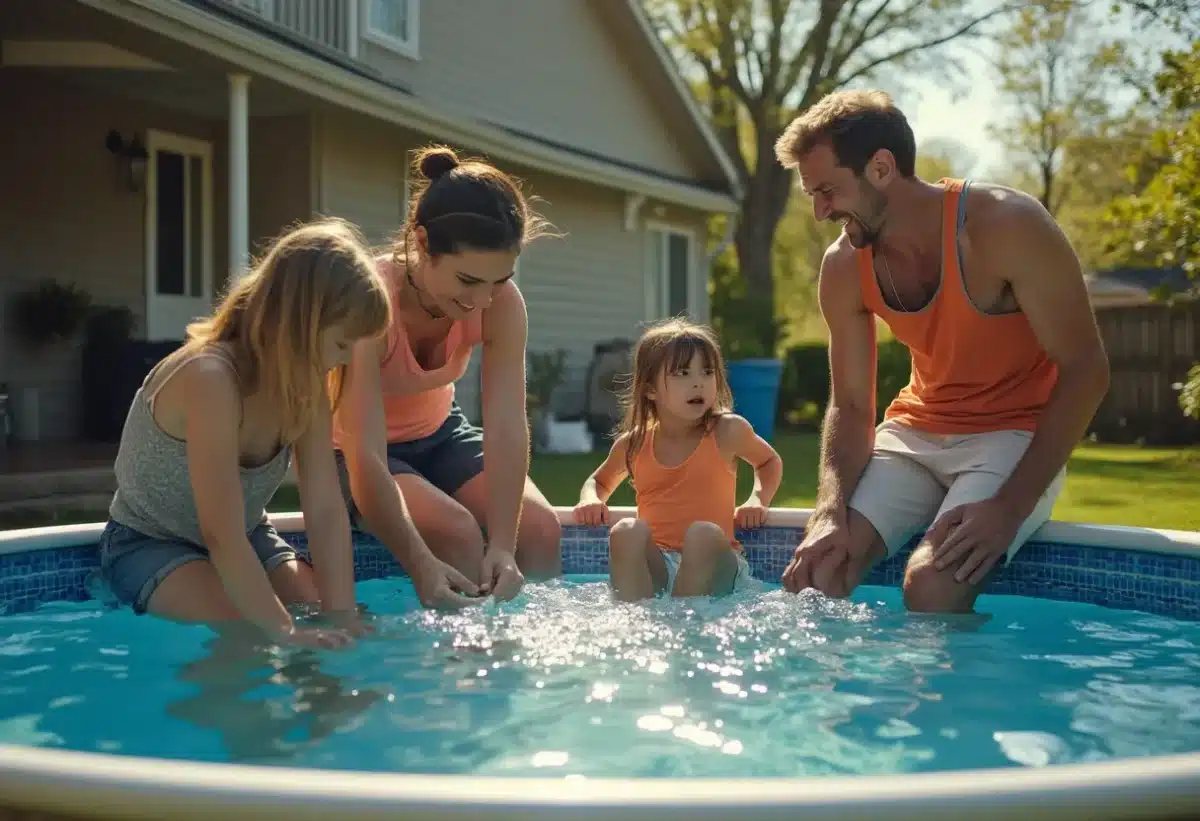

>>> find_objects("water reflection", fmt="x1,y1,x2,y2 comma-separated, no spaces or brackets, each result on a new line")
165,632,384,763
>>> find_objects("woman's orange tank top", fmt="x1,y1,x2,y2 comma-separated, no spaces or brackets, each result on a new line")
332,259,484,448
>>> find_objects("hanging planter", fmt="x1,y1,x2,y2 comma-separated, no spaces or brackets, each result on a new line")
8,279,93,355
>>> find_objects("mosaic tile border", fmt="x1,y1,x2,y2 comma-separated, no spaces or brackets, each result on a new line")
0,525,1197,620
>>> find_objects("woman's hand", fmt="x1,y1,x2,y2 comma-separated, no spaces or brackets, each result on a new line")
411,552,486,610
482,548,524,601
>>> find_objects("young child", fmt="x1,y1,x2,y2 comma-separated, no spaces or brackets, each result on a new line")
97,218,425,648
574,319,783,601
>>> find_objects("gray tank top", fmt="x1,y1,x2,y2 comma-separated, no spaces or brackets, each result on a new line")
108,346,292,546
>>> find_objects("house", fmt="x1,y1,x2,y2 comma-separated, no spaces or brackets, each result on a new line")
0,0,742,443
1086,266,1194,310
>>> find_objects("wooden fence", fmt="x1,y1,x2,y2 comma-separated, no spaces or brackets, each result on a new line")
1091,300,1200,444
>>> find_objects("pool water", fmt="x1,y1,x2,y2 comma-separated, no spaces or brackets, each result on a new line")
0,575,1198,777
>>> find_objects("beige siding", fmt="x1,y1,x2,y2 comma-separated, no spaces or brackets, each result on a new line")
458,176,712,424
0,75,225,441
248,114,316,259
358,0,715,184
317,111,408,248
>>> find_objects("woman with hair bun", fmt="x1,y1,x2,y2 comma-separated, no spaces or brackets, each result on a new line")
333,145,562,605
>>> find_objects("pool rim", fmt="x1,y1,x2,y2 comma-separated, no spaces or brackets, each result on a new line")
3,506,1200,556
0,507,1198,820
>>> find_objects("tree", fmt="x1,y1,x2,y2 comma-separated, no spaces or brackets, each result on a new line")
645,0,1012,356
988,0,1128,215
1103,41,1200,416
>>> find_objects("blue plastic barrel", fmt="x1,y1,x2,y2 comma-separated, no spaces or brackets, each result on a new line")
726,358,784,441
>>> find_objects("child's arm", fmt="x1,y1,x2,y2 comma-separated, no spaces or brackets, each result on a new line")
720,415,783,528
574,434,631,525
291,379,360,628
184,360,329,644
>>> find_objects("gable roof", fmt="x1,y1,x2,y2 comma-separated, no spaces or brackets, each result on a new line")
616,0,744,203
85,0,741,213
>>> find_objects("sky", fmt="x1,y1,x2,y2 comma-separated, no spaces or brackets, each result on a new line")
881,47,1007,178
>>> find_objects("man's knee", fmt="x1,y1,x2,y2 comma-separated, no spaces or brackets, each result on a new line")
902,549,977,614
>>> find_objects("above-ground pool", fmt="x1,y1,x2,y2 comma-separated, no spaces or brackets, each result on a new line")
0,507,1197,820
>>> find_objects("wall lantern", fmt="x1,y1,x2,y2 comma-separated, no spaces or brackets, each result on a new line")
104,129,148,193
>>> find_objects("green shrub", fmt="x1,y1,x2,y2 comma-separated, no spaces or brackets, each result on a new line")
777,338,912,426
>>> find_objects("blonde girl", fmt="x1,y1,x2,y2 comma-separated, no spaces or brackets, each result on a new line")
574,319,784,601
99,218,392,647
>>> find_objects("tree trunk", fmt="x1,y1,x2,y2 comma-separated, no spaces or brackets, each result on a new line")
732,146,796,356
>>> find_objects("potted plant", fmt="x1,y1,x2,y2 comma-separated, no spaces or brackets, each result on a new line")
8,279,93,355
5,279,92,441
526,348,567,453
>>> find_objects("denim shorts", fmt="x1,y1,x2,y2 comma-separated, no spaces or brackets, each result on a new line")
659,547,754,595
98,520,307,615
335,403,485,524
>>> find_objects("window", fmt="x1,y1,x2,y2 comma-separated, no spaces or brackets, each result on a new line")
365,0,419,59
645,225,695,320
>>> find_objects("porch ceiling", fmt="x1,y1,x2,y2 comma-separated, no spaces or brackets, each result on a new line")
1,0,314,118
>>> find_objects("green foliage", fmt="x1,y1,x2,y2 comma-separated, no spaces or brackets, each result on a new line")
1181,363,1200,420
989,0,1129,215
526,348,568,411
778,338,913,426
1104,44,1200,276
8,279,93,352
1103,41,1200,417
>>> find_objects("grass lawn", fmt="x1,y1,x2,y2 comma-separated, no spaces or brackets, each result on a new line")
3,433,1197,532
264,432,1199,532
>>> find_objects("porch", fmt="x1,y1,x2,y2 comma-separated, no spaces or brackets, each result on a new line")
0,0,325,444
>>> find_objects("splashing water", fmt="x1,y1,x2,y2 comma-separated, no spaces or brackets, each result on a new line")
1,576,1198,777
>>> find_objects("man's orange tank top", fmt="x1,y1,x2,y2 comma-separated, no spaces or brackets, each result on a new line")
632,425,740,552
332,259,484,449
856,178,1058,434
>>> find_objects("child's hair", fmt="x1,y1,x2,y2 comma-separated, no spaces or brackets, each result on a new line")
616,318,733,479
184,217,391,443
392,144,557,267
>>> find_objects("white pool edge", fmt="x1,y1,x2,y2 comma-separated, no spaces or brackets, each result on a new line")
1,508,1199,820
3,506,1198,556
0,743,1197,821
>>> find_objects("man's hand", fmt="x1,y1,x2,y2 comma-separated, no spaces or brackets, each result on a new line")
928,497,1020,585
482,548,525,601
411,553,486,610
781,511,862,597
735,497,769,529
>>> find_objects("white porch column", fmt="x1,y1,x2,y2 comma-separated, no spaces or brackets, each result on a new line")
229,73,250,279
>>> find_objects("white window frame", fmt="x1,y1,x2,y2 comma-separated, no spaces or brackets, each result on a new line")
144,129,214,341
643,221,697,322
362,0,420,60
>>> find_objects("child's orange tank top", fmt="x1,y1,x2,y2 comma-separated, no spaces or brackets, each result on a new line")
332,260,484,449
631,424,739,552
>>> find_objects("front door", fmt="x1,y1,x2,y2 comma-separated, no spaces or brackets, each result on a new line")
145,130,213,341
